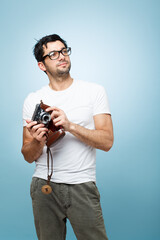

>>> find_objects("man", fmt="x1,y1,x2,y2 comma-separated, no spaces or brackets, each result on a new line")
21,34,114,240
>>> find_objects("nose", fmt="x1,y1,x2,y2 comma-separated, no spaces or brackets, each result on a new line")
58,52,65,60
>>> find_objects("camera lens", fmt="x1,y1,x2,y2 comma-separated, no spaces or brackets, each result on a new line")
40,113,51,125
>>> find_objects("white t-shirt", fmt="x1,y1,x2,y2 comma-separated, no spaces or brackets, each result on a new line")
23,80,111,184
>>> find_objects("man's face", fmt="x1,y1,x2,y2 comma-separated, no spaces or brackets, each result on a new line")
40,40,71,77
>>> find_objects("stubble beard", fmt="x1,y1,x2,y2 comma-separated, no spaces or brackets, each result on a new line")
57,62,71,76
47,62,71,79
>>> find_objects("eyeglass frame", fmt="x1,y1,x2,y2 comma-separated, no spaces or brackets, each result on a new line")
42,47,71,61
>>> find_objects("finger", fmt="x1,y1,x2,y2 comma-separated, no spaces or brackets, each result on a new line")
53,116,62,124
54,119,64,127
32,125,48,134
26,121,38,130
37,131,47,137
26,119,32,124
36,127,48,135
28,123,43,130
37,131,48,139
45,106,58,112
45,106,61,112
26,120,37,126
50,110,61,119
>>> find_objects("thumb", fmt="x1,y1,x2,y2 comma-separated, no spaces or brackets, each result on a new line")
26,119,32,124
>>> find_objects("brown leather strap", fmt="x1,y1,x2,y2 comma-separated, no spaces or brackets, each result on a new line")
46,147,53,185
40,100,51,111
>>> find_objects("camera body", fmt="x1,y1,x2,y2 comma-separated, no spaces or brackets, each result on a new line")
32,103,51,127
32,100,65,147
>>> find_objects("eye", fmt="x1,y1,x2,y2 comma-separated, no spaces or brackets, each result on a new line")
62,48,71,56
62,49,68,54
49,51,57,57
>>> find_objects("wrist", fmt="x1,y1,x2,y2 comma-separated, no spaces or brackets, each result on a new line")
68,122,76,132
32,138,45,147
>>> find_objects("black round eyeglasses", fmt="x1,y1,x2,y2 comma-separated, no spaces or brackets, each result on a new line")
42,47,71,61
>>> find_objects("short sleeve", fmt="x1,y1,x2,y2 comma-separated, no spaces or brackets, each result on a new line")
93,85,111,116
22,94,35,127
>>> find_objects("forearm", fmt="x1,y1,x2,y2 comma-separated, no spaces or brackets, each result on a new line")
46,107,114,151
21,139,45,163
68,122,113,152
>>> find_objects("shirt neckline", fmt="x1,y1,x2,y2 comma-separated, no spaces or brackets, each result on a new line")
47,79,75,94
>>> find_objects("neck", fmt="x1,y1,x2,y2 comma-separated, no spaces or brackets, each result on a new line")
49,74,73,91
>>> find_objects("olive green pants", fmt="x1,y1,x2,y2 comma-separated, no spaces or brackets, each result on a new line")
30,177,108,240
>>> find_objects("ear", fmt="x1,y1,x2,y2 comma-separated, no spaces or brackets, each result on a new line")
38,62,46,72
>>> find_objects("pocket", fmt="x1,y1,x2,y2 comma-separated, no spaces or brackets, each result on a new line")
85,181,101,202
92,182,101,201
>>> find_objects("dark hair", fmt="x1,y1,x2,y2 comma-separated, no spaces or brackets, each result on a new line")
33,34,68,62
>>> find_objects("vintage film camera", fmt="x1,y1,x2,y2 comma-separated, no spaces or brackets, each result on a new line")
32,100,65,147
32,102,51,127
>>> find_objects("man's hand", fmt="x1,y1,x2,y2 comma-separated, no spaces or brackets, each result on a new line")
21,120,49,163
26,119,48,143
46,107,71,131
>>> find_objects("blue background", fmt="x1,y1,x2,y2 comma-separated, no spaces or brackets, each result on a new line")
1,0,160,239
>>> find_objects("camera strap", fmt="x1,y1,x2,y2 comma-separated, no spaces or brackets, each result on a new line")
41,146,53,195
